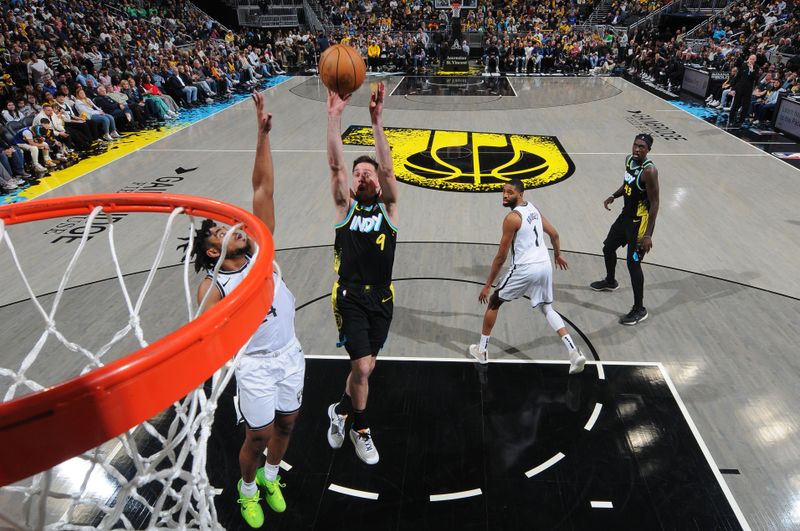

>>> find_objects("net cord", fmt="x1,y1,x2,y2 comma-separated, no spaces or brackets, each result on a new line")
0,204,280,529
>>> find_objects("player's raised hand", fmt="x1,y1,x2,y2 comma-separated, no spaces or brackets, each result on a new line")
252,91,272,136
369,82,385,121
328,88,351,116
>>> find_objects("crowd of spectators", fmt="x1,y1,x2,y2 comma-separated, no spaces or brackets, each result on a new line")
3,0,800,194
0,0,299,194
314,0,798,128
605,0,669,27
312,0,617,75
322,0,595,34
621,0,799,128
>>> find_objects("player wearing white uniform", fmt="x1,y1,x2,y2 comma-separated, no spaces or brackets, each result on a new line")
213,264,303,432
192,92,303,529
469,179,586,374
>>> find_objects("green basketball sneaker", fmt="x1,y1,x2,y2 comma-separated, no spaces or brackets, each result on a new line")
237,479,265,528
256,467,287,513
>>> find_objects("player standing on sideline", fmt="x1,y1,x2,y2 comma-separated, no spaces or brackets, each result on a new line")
325,82,399,465
469,179,586,374
590,133,660,325
192,91,304,528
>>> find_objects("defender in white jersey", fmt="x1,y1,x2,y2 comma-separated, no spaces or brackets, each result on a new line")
469,179,586,374
192,92,303,529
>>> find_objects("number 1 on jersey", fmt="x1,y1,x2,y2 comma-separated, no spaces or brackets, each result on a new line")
376,233,386,251
533,226,539,247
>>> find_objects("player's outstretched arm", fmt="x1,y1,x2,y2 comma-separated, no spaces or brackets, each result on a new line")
479,213,520,303
542,215,568,270
327,89,352,219
369,82,399,220
251,91,275,235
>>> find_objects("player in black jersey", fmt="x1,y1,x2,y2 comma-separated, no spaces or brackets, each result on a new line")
325,82,399,465
590,133,660,325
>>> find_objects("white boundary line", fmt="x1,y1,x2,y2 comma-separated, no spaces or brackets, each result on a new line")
524,452,565,478
741,141,797,145
507,78,519,97
140,148,374,153
430,488,482,502
328,483,380,500
658,363,751,531
387,77,405,97
304,354,659,365
569,153,767,157
596,363,606,379
583,403,603,431
590,500,614,509
26,78,292,201
138,148,769,157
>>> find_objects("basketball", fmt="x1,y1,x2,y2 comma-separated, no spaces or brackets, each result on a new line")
318,44,366,96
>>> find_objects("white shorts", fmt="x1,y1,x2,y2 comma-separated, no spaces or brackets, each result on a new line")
235,337,305,430
496,261,553,307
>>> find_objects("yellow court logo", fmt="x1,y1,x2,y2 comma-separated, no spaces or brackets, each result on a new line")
342,126,575,193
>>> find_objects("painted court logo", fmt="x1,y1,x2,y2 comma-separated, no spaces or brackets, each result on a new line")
342,126,575,193
626,110,687,141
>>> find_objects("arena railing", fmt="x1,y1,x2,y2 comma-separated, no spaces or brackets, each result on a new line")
186,0,232,34
627,0,730,32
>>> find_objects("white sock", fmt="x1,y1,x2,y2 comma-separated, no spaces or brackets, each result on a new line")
479,334,490,352
263,462,279,482
561,334,577,353
240,479,257,497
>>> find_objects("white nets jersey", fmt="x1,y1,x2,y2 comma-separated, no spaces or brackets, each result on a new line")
511,201,550,265
209,256,296,353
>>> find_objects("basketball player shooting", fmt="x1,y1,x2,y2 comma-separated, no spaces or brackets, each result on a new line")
469,179,586,374
325,82,399,466
191,91,305,528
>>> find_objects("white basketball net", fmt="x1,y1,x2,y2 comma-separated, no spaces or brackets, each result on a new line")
0,205,274,530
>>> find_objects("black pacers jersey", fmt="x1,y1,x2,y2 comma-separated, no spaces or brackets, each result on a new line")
334,200,397,286
621,155,655,218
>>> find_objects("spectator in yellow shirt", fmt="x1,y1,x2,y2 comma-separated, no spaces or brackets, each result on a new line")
368,41,381,72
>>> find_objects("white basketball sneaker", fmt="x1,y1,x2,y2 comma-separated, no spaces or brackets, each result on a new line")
569,349,587,375
469,344,488,365
326,403,346,449
349,427,380,465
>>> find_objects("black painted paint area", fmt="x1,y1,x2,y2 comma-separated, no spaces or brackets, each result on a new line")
393,76,515,97
208,360,744,531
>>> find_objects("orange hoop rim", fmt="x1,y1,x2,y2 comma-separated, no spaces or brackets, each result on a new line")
0,193,275,487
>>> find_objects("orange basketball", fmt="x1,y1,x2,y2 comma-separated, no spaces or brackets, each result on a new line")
319,44,366,96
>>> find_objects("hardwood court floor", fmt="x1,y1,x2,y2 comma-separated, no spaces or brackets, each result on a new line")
0,76,798,530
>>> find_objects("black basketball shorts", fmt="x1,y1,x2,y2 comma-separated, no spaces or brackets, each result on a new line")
331,281,394,360
604,213,648,260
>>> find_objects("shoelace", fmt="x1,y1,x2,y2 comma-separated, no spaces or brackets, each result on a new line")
238,492,261,506
356,430,374,450
265,478,286,493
